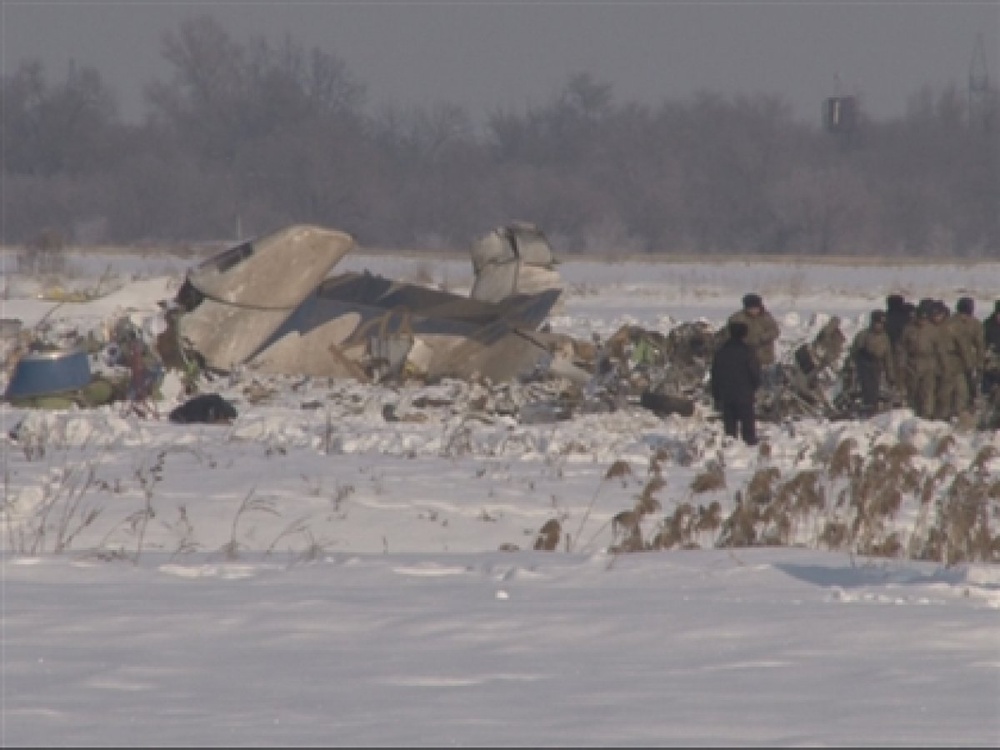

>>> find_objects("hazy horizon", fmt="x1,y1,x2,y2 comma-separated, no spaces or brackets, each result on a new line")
3,1,997,127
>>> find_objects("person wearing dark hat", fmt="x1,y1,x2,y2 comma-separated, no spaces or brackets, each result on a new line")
930,300,974,422
726,293,780,384
984,301,1000,354
983,301,1000,397
885,294,909,347
898,303,943,419
849,309,897,417
952,297,985,407
711,320,761,445
884,294,910,395
916,298,936,321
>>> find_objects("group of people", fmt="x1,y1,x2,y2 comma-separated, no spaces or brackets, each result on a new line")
710,291,1000,445
851,295,1000,422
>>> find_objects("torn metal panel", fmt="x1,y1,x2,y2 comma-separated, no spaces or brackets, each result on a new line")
423,322,546,383
470,222,562,303
177,225,354,371
186,224,354,307
177,301,294,374
425,326,591,385
246,270,562,381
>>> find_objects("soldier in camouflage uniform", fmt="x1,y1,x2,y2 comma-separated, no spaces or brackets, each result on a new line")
849,310,896,417
931,301,975,422
897,305,942,420
727,293,780,385
952,297,985,407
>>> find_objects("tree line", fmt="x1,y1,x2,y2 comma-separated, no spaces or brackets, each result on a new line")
3,13,998,258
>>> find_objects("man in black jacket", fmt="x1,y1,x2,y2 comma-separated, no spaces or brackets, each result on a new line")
711,320,762,446
984,301,1000,397
985,301,1000,354
885,294,909,348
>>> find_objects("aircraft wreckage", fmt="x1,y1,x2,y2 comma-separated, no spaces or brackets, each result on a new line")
169,224,1000,427
11,221,999,427
174,223,584,385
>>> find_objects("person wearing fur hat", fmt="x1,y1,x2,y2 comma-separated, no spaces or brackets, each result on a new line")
985,301,1000,354
885,294,909,348
885,294,911,395
931,301,975,422
898,304,944,419
982,301,1000,396
711,320,761,445
952,297,985,406
726,293,780,387
849,309,896,417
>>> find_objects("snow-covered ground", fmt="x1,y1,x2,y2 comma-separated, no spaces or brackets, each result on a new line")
2,249,999,747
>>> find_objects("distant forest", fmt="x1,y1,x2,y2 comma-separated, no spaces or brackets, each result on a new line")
3,14,998,258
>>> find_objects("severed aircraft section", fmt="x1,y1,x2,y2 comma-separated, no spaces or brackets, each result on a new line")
175,223,569,384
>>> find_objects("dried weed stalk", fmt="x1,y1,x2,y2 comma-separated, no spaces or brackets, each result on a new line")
533,518,562,551
218,490,279,561
569,459,633,553
690,461,726,494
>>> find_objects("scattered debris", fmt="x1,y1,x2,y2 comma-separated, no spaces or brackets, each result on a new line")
3,346,115,409
168,393,238,425
5,224,998,433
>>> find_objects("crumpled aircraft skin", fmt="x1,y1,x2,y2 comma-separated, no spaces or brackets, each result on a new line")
176,224,564,383
178,225,354,372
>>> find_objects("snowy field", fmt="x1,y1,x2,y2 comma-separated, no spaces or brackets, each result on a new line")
2,249,999,747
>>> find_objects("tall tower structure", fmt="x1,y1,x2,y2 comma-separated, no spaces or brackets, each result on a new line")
823,73,858,147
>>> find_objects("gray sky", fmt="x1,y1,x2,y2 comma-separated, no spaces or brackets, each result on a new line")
3,1,998,127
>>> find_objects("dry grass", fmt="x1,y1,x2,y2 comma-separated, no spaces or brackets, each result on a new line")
3,458,103,556
533,518,563,551
609,510,645,553
745,467,781,505
649,502,696,550
690,461,726,494
826,437,859,479
605,460,632,481
606,472,669,554
970,445,998,473
819,520,850,550
569,459,635,553
8,401,998,567
928,468,999,565
595,432,999,566
933,435,958,458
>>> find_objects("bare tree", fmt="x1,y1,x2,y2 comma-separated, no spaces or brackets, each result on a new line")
2,14,996,257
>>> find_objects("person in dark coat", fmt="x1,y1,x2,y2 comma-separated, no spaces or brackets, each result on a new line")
985,301,1000,354
982,301,1000,396
711,320,762,446
885,294,909,348
884,294,910,389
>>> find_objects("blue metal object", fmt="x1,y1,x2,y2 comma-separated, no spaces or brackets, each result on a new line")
4,348,92,400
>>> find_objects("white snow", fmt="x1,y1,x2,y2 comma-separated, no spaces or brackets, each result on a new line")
2,251,999,747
